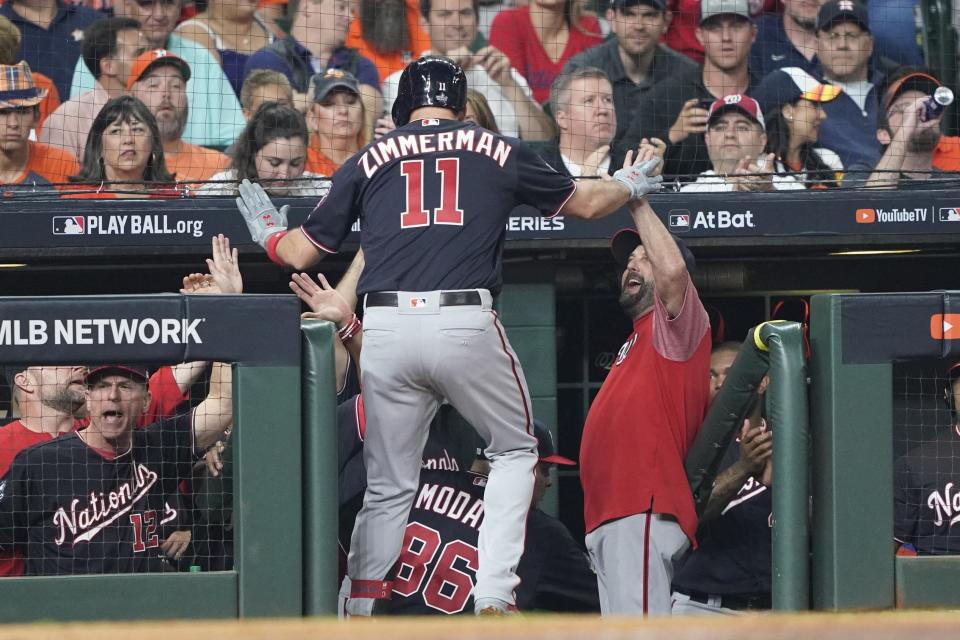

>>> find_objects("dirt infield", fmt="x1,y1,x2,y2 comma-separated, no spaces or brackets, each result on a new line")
2,611,960,640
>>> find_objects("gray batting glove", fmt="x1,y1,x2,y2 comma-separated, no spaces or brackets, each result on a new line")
613,157,664,199
235,179,290,247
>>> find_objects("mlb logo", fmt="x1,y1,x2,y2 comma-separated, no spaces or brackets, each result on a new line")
668,209,691,232
52,216,85,235
939,207,960,222
421,118,440,126
409,297,429,308
855,208,876,224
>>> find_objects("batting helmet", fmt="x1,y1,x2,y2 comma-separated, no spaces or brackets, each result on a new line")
391,55,468,127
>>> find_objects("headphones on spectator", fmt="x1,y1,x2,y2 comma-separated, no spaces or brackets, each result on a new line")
944,361,960,416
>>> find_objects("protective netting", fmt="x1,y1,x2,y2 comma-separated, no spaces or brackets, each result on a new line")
893,359,960,556
0,0,955,200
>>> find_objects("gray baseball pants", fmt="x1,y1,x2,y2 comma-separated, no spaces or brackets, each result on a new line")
345,289,537,615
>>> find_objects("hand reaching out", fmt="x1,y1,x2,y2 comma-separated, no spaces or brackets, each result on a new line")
290,272,353,325
180,235,242,294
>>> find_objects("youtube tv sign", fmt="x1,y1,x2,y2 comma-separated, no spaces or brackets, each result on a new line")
931,314,960,340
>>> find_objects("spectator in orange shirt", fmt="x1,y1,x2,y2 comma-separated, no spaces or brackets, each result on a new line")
933,136,960,172
0,61,77,195
0,15,60,132
128,48,230,182
345,0,431,81
305,68,365,176
64,94,179,198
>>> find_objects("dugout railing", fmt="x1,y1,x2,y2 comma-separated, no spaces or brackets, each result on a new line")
810,291,960,610
687,321,810,612
0,293,326,621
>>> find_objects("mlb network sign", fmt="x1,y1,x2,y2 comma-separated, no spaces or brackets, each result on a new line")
667,208,756,232
52,215,205,238
0,318,205,346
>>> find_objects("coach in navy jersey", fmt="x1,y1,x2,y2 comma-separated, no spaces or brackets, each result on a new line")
233,54,664,616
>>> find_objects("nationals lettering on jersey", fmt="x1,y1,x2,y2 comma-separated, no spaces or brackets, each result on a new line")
300,119,576,296
673,440,772,596
895,429,960,554
383,469,486,615
0,413,195,575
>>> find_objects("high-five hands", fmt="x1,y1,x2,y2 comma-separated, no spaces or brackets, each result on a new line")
235,179,290,248
612,137,665,199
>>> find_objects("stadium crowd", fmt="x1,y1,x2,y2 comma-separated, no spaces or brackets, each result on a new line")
0,0,956,195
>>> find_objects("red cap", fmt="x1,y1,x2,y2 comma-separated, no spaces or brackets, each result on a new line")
707,94,765,130
127,49,191,90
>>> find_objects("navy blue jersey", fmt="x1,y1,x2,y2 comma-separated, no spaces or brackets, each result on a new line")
300,119,576,295
895,428,960,554
383,468,486,615
0,414,195,575
515,508,600,612
672,440,772,596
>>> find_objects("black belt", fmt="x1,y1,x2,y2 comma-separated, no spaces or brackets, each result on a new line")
678,588,771,611
365,291,482,307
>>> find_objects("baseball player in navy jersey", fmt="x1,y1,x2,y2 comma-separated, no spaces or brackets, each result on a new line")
894,362,960,555
232,54,664,615
671,341,773,615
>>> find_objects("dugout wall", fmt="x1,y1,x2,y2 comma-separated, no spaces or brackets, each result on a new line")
810,291,960,610
0,293,309,621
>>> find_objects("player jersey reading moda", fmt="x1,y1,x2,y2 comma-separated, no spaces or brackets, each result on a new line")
383,468,486,615
0,413,196,575
579,277,711,543
300,119,576,296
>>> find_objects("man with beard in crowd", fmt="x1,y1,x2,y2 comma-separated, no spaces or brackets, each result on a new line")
129,49,229,182
856,69,948,189
750,0,825,79
345,0,431,81
70,0,245,148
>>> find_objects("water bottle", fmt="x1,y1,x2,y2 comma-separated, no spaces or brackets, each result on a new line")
919,86,954,122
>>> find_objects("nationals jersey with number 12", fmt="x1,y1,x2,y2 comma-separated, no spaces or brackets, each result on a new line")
299,119,576,295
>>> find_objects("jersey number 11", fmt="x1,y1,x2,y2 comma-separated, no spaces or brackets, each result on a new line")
400,158,464,229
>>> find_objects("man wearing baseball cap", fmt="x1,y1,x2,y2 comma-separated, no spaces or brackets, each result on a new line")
856,68,950,189
614,0,758,181
305,68,363,176
69,0,246,148
680,94,804,192
564,0,696,146
129,48,229,182
580,144,711,615
813,0,885,169
0,61,79,193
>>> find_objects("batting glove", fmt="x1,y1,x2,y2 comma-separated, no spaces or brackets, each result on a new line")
613,157,664,199
235,179,290,248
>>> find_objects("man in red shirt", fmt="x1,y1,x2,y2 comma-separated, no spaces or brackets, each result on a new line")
579,194,711,615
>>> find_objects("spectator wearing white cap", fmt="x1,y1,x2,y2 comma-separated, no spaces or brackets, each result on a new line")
751,66,844,188
679,93,804,191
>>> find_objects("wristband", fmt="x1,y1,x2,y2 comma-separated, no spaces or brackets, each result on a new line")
338,314,362,342
265,230,288,266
